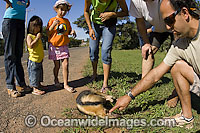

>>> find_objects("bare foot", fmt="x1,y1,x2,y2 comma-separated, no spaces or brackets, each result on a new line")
64,85,76,93
167,89,179,108
167,96,179,108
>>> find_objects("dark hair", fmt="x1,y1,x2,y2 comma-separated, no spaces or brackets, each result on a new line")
169,0,199,19
27,16,43,34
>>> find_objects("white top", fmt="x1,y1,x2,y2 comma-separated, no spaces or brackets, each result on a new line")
129,0,168,33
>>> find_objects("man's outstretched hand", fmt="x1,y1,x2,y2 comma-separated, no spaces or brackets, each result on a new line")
109,95,132,113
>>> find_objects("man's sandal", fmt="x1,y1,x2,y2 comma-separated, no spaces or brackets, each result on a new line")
7,89,21,98
65,87,76,93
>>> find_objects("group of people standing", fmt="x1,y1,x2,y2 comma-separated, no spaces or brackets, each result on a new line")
2,0,77,97
2,0,200,129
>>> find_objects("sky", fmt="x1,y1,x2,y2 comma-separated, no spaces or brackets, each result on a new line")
0,0,131,40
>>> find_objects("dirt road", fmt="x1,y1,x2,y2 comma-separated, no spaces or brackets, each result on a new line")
0,46,89,132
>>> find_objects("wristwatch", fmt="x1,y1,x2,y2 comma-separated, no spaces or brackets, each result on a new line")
127,91,135,100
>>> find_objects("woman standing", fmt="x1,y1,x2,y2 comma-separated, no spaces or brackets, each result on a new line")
84,0,128,93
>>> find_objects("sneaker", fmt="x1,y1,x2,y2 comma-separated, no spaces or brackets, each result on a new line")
172,113,194,129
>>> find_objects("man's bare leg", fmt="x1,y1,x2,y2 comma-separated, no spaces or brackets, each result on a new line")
141,46,158,78
142,56,154,78
171,60,194,118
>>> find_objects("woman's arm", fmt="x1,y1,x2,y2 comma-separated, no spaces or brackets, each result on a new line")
84,0,92,30
84,0,96,40
99,0,128,22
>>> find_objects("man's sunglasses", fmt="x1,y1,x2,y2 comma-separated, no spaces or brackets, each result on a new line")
164,9,181,27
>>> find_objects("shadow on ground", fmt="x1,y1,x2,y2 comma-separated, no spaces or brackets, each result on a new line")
42,76,91,93
93,71,171,86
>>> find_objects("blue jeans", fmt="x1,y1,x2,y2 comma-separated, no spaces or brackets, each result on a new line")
89,23,116,64
27,60,43,88
2,19,26,90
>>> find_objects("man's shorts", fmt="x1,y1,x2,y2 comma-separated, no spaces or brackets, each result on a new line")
149,32,174,48
190,72,200,97
139,32,174,48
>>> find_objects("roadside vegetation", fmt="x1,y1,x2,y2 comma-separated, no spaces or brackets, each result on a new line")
62,49,200,132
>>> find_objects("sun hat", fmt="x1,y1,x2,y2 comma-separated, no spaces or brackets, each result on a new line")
54,0,72,10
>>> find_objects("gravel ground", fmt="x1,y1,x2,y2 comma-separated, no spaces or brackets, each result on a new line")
0,46,90,133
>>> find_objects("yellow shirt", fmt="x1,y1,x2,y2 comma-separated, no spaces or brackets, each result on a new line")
47,17,72,47
27,34,44,63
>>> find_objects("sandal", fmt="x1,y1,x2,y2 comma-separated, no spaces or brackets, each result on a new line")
32,89,45,95
7,89,21,98
100,86,111,93
65,87,76,93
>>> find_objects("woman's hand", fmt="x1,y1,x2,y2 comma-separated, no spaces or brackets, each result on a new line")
99,12,114,22
89,28,96,40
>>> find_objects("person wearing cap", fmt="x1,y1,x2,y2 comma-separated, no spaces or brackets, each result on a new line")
84,0,128,93
2,0,32,98
46,0,76,93
110,0,200,129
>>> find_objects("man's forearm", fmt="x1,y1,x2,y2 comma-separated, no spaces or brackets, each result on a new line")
130,62,170,97
136,18,150,44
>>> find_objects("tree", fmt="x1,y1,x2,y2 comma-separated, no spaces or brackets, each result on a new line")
69,37,82,47
42,26,48,50
113,17,139,49
73,15,89,34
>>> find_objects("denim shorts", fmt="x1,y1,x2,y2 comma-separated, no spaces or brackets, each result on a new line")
27,60,43,87
89,23,116,64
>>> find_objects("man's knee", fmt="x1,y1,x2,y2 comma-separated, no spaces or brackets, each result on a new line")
171,60,187,74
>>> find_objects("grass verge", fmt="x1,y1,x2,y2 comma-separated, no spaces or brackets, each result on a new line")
63,49,200,132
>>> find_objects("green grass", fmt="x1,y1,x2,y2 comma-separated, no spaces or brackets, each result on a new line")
63,49,200,132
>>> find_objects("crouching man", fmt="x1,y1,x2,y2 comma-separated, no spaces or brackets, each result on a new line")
110,0,200,129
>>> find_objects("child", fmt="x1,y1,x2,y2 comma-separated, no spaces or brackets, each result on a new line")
26,16,45,95
47,0,76,93
2,0,31,98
